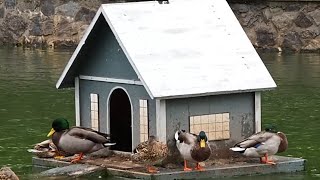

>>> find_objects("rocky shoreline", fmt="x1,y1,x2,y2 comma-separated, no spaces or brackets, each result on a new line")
0,0,320,52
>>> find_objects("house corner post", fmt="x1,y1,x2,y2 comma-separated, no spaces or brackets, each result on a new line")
75,76,80,126
156,99,166,143
255,92,261,133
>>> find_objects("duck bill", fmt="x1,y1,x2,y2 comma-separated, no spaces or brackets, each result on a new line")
47,128,55,137
200,139,206,148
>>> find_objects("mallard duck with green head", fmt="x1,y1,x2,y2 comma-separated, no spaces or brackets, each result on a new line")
175,130,211,171
47,118,116,163
230,125,288,165
132,136,168,173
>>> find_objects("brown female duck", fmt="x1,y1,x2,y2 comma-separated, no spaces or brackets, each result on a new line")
132,136,168,173
230,125,288,165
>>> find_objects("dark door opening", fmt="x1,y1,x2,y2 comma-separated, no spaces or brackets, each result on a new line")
109,88,132,152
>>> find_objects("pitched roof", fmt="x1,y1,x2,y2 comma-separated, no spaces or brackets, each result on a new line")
56,0,276,99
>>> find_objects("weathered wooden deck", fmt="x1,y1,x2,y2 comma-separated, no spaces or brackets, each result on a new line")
32,153,306,179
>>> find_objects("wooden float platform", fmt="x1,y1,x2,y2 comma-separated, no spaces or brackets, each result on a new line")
32,154,306,179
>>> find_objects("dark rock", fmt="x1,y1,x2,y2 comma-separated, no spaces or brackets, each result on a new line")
232,4,249,13
271,12,295,31
294,12,313,28
0,24,13,44
29,15,42,36
263,8,272,20
41,19,54,36
299,27,320,39
52,39,77,48
303,4,319,13
282,31,302,52
41,0,55,16
5,0,15,9
239,11,258,28
284,4,301,12
256,29,276,47
75,7,96,23
4,13,28,36
0,6,4,18
16,0,41,11
301,39,320,52
308,9,320,26
56,16,72,36
55,1,80,17
0,12,28,45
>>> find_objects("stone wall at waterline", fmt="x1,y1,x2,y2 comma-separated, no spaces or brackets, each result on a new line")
1,0,320,52
230,1,320,52
0,0,121,48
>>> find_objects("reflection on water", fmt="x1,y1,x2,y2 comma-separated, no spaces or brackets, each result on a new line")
0,47,75,178
0,48,319,179
260,52,320,179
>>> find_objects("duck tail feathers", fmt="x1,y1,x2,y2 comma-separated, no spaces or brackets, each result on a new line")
103,142,116,147
230,147,246,153
174,131,179,141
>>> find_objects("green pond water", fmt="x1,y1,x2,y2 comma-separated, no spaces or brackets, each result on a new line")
0,47,319,179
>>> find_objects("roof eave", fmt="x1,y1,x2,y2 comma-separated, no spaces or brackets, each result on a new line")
154,86,277,100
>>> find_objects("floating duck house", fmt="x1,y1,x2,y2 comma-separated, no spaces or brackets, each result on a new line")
56,0,277,153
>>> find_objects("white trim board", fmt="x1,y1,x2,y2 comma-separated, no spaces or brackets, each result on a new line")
75,77,80,126
56,7,103,89
255,92,261,133
79,75,143,85
156,99,166,143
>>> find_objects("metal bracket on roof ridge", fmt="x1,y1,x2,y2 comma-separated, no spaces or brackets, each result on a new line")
157,0,169,4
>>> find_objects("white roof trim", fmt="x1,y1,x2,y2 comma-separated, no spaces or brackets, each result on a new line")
101,8,155,99
155,87,275,100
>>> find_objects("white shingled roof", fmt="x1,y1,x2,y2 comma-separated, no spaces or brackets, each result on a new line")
57,0,276,99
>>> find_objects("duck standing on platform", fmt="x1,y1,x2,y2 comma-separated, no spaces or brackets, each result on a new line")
47,118,116,163
132,136,168,173
175,130,211,171
230,125,288,165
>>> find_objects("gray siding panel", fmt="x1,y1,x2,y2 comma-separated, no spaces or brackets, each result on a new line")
78,15,139,80
79,79,155,149
165,93,255,144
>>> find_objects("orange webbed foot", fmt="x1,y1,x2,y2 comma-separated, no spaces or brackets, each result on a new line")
184,167,192,171
71,153,84,163
183,160,192,171
147,166,159,173
260,154,276,165
195,163,205,171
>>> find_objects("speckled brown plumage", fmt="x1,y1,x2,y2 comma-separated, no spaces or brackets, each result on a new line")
132,136,168,172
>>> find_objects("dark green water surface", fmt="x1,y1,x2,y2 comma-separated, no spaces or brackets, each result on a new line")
0,47,319,179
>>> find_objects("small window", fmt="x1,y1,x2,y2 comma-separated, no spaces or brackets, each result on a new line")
139,99,149,142
190,113,230,141
90,93,99,131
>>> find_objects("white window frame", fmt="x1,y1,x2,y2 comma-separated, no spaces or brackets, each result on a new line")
90,93,99,131
139,99,149,142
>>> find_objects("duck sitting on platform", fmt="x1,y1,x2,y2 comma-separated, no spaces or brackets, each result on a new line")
230,125,288,165
47,118,116,163
132,136,168,173
175,130,211,171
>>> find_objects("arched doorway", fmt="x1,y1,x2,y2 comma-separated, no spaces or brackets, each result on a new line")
109,88,132,152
